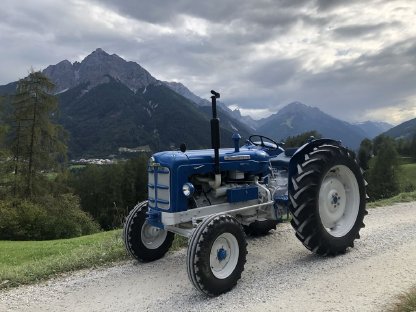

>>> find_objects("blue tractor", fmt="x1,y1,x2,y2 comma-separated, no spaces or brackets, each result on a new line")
123,90,367,296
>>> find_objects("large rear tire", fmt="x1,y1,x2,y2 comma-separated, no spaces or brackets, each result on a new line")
187,214,247,296
123,201,174,262
289,144,367,255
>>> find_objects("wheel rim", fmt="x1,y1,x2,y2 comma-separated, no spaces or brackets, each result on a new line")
141,222,168,249
209,232,239,279
318,165,360,237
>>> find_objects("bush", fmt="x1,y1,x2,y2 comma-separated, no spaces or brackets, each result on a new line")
0,194,100,240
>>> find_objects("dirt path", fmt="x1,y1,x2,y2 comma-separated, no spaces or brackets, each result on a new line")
1,203,415,312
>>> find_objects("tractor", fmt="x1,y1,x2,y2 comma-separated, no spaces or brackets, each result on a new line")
123,90,367,296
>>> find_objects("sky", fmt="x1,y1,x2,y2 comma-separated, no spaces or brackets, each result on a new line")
1,0,415,125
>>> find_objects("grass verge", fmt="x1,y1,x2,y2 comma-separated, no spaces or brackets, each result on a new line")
367,191,416,208
0,230,187,290
388,286,416,312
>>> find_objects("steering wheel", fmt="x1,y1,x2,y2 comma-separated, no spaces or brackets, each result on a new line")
248,135,280,150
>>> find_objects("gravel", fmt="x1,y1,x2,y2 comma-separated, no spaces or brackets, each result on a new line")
1,202,416,312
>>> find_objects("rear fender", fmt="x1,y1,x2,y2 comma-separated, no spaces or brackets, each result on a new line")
288,139,341,190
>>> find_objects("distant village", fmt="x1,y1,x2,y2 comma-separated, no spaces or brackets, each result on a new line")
70,145,151,165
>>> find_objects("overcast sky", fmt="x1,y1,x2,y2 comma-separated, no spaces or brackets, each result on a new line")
1,0,415,124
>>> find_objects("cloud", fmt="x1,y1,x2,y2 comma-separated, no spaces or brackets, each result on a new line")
333,22,397,38
1,0,416,124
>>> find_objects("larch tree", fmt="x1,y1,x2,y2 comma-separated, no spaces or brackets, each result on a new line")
11,70,67,197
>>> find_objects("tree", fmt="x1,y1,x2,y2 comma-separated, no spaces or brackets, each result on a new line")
358,138,373,170
11,71,67,197
411,133,416,160
284,130,322,148
367,137,400,200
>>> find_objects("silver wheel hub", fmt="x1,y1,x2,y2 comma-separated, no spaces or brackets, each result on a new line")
318,165,360,237
141,222,167,249
210,233,239,279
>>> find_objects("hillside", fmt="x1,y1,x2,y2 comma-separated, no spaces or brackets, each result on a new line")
58,78,243,158
384,117,416,139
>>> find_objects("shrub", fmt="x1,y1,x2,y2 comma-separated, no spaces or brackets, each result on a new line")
0,194,100,240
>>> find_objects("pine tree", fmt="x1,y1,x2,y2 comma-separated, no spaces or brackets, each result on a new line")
367,137,400,200
0,96,13,196
11,70,67,197
284,130,322,147
358,138,373,170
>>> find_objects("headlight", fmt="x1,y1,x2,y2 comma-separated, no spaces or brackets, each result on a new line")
182,183,195,197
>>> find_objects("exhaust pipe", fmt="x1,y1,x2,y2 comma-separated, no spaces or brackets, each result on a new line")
210,90,221,186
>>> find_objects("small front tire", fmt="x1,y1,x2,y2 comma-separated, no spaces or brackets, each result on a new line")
123,201,174,262
187,214,247,296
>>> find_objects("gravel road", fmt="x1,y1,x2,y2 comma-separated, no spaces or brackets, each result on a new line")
1,202,416,312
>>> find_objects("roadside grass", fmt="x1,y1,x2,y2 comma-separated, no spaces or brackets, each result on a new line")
399,163,416,190
388,286,416,312
0,230,187,290
367,191,416,208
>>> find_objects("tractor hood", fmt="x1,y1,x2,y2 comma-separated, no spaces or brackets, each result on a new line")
150,147,270,175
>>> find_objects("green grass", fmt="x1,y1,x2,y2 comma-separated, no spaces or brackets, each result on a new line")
0,230,187,289
367,190,416,208
388,287,416,312
0,230,126,289
399,163,416,190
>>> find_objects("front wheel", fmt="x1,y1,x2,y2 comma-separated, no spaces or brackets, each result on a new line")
289,144,367,255
187,214,247,296
123,201,174,262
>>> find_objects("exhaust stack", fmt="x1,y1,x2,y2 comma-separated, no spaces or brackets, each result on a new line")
210,90,221,176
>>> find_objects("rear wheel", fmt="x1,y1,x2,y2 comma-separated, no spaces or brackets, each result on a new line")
289,145,367,255
187,214,247,296
123,201,174,262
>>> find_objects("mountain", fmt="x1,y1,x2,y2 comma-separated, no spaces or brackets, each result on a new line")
230,108,258,130
163,81,209,106
43,48,157,93
383,118,416,139
354,121,393,139
162,81,254,133
57,78,241,157
0,49,250,158
256,102,366,149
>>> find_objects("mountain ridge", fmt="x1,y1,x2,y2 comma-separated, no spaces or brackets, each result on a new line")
0,48,397,156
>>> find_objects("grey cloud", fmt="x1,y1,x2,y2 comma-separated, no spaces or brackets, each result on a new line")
211,37,416,122
246,59,300,88
333,22,398,38
316,0,360,11
1,0,415,125
94,0,330,30
283,38,416,120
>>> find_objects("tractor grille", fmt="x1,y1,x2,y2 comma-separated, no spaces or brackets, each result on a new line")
148,166,170,210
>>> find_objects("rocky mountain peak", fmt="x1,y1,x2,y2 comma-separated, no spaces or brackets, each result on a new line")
278,101,314,115
42,48,157,93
